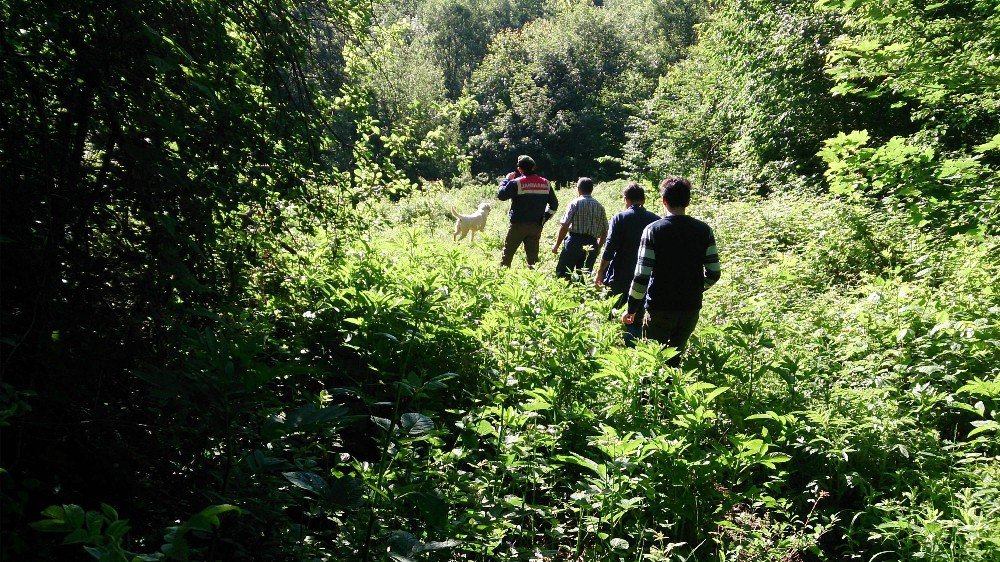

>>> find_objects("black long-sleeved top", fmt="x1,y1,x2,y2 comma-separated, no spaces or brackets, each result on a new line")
601,204,661,293
627,214,721,313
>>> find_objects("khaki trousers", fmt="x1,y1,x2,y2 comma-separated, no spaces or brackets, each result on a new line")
500,222,544,267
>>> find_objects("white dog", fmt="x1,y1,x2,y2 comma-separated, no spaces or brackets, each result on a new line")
451,203,491,242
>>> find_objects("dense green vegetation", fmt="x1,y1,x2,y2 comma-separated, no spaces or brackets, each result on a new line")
1,0,997,560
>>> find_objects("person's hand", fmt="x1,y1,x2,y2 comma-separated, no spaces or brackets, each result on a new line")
505,171,518,180
594,275,604,288
621,311,636,325
551,243,559,254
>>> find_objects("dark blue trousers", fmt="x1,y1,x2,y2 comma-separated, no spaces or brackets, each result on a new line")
556,233,599,279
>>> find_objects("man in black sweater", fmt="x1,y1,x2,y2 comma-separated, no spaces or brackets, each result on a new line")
622,177,721,367
595,182,660,343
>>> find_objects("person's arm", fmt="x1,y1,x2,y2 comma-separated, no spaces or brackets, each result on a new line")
622,226,655,325
595,210,609,253
552,222,570,253
552,200,575,252
595,258,611,287
704,230,721,289
597,216,620,285
595,227,608,256
497,172,519,201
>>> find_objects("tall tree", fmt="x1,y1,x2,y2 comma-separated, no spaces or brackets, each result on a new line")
463,4,657,180
629,0,904,195
421,0,489,98
818,0,999,233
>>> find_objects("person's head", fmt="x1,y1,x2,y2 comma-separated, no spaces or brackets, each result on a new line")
659,176,692,209
623,182,645,206
577,177,594,195
517,154,535,174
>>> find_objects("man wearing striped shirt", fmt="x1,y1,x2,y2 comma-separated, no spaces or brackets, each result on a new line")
622,177,720,367
552,177,609,279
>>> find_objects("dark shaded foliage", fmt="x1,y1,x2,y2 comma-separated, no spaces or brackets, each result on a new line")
0,0,356,556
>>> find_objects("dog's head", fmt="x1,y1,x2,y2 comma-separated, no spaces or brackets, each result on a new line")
478,202,491,214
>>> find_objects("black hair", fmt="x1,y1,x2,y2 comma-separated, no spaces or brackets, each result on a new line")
623,181,645,203
659,177,691,208
517,155,535,173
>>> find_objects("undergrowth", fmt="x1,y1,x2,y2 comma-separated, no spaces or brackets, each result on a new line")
30,183,999,561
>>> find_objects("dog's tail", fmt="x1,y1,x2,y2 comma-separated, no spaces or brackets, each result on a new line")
449,207,459,219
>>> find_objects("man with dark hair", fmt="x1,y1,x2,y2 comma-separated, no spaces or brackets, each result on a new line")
498,155,559,268
595,181,661,341
552,177,608,279
622,177,721,367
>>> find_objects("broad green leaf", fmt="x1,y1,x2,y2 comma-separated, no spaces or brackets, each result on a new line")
610,537,630,551
388,530,420,557
968,421,1000,437
106,519,130,541
282,471,329,497
185,504,241,533
85,510,103,534
472,419,497,436
521,399,551,412
41,505,66,521
413,539,461,553
372,416,393,432
61,528,90,545
703,386,730,404
30,519,71,532
99,503,119,521
974,133,1000,153
400,412,434,435
556,453,605,478
64,504,86,528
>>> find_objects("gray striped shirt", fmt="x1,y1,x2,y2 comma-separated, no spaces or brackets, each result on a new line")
560,195,609,239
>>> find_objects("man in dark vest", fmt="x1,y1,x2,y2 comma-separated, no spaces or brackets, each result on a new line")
497,155,559,268
595,182,660,342
622,177,721,366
